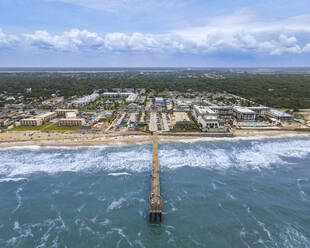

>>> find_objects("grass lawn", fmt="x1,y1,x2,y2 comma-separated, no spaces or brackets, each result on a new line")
10,122,54,131
10,122,81,131
46,123,80,131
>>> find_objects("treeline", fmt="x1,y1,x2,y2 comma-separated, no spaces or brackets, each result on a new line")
0,72,309,109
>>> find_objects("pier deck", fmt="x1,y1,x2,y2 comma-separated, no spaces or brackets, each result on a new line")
149,132,162,222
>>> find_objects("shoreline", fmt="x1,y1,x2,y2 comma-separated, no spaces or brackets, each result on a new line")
0,129,309,148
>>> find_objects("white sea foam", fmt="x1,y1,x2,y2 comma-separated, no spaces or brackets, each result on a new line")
107,197,126,212
0,177,27,182
279,226,310,247
108,172,131,176
0,137,309,176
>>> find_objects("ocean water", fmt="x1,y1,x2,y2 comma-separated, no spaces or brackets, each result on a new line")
0,136,310,248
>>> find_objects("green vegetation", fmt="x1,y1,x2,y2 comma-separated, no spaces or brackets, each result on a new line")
98,114,117,123
10,122,54,131
170,125,201,132
1,71,310,109
45,123,80,131
10,122,80,131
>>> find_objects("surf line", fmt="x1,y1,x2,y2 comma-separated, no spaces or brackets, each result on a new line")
149,132,163,222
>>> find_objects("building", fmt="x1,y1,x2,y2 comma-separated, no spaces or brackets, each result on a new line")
209,106,233,115
37,112,57,122
103,92,131,98
268,109,293,121
232,107,256,121
192,105,217,119
248,107,269,116
42,96,64,106
72,92,100,107
154,97,165,105
65,112,77,118
20,118,42,126
126,93,138,103
59,118,85,126
122,103,142,110
192,105,225,130
176,100,191,111
198,115,225,129
0,119,9,127
55,109,79,116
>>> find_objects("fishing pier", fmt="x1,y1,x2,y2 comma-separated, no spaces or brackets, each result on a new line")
149,132,163,222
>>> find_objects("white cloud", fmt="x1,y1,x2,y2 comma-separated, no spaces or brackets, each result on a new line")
303,43,310,53
0,28,19,48
2,11,310,56
24,29,103,51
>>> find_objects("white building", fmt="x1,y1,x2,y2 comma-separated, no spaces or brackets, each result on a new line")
126,93,138,103
0,119,9,127
59,118,85,126
102,92,131,98
65,112,77,118
192,105,225,130
198,115,225,129
56,109,79,116
72,93,100,107
232,107,256,121
268,109,293,121
192,105,217,119
20,118,42,126
209,106,233,115
248,107,269,116
37,112,57,122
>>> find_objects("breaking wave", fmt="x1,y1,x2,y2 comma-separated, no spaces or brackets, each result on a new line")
0,137,309,177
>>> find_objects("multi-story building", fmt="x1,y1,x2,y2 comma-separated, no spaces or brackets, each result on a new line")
268,109,293,121
72,92,100,107
198,115,225,129
55,109,79,116
232,107,256,121
126,94,138,103
192,105,225,130
209,106,233,115
248,107,269,116
59,118,85,126
20,118,43,126
0,119,9,127
37,112,57,122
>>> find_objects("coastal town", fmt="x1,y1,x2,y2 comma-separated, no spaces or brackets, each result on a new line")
0,86,309,146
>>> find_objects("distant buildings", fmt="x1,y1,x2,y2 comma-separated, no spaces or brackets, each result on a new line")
42,96,64,106
72,92,100,107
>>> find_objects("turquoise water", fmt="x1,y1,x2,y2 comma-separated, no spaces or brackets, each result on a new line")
0,136,310,247
242,122,266,126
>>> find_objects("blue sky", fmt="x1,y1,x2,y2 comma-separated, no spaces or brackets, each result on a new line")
1,0,310,67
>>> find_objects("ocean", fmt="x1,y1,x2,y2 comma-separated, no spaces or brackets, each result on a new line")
0,136,310,248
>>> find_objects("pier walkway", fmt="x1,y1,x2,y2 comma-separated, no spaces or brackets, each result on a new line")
149,132,162,222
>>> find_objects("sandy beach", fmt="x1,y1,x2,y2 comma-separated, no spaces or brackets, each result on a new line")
0,129,309,148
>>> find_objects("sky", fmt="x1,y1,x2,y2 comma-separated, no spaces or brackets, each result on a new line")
1,0,310,67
